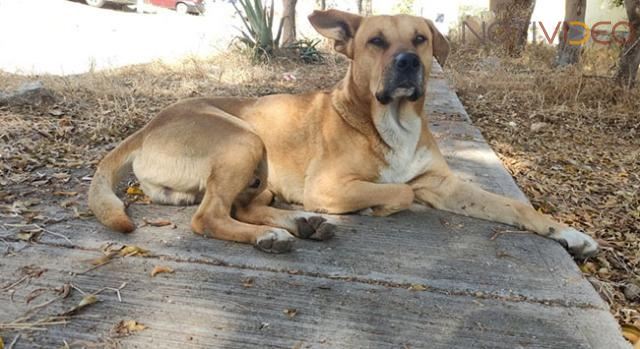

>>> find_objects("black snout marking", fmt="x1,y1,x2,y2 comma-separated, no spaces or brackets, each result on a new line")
394,52,421,73
376,52,425,105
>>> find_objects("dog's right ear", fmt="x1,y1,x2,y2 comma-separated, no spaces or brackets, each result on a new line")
308,10,362,58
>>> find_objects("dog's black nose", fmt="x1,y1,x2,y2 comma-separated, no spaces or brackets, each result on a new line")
394,52,421,72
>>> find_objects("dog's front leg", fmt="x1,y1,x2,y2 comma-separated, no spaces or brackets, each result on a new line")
305,179,414,217
410,171,598,259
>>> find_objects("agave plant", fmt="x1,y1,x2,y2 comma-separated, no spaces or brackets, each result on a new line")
232,0,284,59
288,38,325,64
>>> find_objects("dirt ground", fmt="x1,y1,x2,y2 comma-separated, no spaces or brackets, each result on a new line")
0,45,638,343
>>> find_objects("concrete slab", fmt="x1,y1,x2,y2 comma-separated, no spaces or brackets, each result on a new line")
0,243,626,349
0,64,630,348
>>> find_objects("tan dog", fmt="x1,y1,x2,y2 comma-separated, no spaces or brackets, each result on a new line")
89,10,598,258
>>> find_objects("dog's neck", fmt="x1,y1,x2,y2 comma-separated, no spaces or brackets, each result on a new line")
374,99,422,152
331,66,425,151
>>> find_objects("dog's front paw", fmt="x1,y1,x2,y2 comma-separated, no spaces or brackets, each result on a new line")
255,229,295,253
550,228,599,259
295,216,336,241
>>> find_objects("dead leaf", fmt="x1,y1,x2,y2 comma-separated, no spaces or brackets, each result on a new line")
579,262,597,274
119,245,150,257
283,308,297,318
53,191,77,197
59,294,98,316
623,325,640,344
242,278,254,288
25,288,48,304
150,266,174,277
88,255,114,266
48,109,63,116
85,245,151,272
78,294,98,307
16,229,41,242
85,245,151,271
60,199,75,208
112,320,146,337
0,336,4,349
21,265,46,278
126,186,145,196
142,218,173,227
408,284,427,292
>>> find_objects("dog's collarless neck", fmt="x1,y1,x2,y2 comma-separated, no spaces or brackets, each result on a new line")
331,83,388,151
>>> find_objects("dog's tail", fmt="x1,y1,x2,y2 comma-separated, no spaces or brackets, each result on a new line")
88,129,145,233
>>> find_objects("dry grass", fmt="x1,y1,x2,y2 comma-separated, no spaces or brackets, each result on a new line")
0,51,347,191
449,43,640,332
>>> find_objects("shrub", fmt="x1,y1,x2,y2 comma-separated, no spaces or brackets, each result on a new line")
288,38,325,64
232,0,284,61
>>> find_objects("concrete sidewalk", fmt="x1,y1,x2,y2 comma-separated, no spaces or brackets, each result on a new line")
0,64,630,348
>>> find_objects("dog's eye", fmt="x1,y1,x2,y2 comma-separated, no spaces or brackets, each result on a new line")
368,37,387,48
413,35,427,46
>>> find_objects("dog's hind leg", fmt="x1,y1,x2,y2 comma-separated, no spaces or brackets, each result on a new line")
234,190,336,241
190,136,295,253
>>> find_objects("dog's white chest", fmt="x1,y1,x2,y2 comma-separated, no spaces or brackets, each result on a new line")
376,111,432,184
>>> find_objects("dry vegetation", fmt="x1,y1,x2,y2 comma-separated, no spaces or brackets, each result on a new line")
0,43,638,339
0,51,346,196
449,43,639,334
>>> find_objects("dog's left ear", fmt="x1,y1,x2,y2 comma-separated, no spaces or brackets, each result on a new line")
425,19,450,67
308,10,363,58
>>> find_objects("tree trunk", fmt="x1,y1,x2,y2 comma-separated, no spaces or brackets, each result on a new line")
555,0,587,66
281,0,298,46
316,0,326,10
489,0,536,57
615,0,640,87
357,0,372,16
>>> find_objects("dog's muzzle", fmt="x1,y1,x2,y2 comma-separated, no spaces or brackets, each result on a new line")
375,52,424,105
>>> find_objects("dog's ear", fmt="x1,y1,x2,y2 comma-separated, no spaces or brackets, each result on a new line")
425,19,450,67
308,10,362,58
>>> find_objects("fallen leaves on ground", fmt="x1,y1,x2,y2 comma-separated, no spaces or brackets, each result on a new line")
242,278,254,288
1,284,88,332
408,284,428,292
111,320,146,337
53,191,77,197
125,186,144,196
60,294,98,316
119,245,149,257
142,217,175,228
450,45,639,332
150,266,174,277
283,308,298,318
623,325,640,346
86,244,152,271
16,228,41,242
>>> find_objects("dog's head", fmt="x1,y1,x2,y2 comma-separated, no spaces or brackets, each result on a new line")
309,10,449,105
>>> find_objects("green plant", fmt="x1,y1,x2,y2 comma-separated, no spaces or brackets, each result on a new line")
232,0,284,61
288,38,325,64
